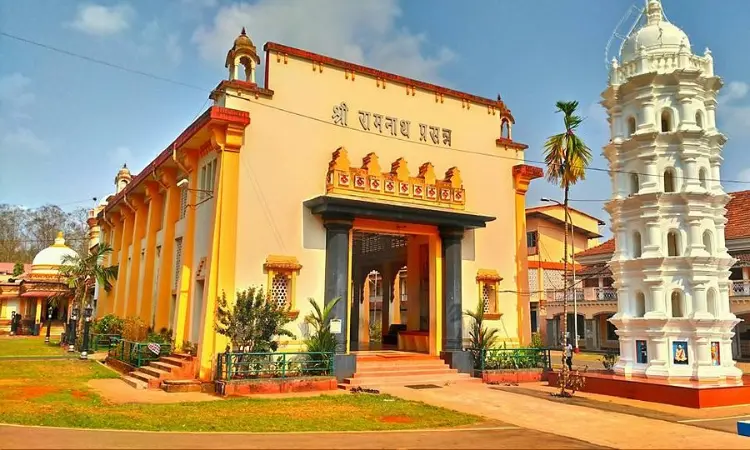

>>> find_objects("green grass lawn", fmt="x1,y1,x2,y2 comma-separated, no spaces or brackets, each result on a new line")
0,336,67,357
0,360,481,432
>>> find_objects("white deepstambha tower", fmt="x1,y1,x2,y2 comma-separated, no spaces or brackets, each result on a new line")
602,0,742,382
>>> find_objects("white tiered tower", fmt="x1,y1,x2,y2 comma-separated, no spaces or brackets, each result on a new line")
603,0,742,382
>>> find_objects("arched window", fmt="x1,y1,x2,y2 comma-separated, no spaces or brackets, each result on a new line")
635,292,646,317
501,120,510,139
703,230,714,254
632,231,642,258
667,231,680,256
698,167,708,189
627,116,637,136
695,111,704,129
661,109,673,132
707,288,718,316
671,291,684,318
663,169,675,193
630,173,639,195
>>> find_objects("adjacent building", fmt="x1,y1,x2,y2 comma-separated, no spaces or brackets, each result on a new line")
90,29,544,380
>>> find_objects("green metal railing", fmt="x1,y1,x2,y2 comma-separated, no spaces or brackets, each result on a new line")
216,352,335,381
469,347,552,373
90,334,122,352
109,340,172,367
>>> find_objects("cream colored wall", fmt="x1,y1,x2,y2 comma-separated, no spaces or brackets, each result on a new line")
528,216,592,264
226,52,522,346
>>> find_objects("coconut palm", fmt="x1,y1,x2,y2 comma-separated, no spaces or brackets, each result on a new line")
543,100,593,395
54,243,118,312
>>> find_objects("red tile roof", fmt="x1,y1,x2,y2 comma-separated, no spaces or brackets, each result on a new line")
0,263,31,276
575,190,750,259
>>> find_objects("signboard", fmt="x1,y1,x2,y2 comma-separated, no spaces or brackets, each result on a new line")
332,102,452,147
330,319,342,335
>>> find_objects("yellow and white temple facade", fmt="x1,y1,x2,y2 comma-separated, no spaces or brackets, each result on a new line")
90,29,543,380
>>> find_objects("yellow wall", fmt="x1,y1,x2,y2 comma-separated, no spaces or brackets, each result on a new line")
527,215,595,265
222,49,523,348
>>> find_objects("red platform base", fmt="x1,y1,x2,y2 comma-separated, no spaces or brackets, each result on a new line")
548,371,750,409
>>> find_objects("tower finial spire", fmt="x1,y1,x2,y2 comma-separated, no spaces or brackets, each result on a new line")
241,27,246,36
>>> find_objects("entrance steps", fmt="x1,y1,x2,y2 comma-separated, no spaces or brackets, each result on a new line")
339,352,478,389
121,353,198,391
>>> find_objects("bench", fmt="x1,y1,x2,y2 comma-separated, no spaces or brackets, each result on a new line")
397,330,429,353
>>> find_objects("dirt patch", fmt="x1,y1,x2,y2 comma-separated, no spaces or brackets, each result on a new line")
18,386,60,400
70,390,89,399
379,415,414,424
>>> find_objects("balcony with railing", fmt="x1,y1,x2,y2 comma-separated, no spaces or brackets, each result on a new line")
543,287,617,307
731,280,750,298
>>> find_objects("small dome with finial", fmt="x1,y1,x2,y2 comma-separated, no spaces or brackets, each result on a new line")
31,231,78,273
227,27,260,66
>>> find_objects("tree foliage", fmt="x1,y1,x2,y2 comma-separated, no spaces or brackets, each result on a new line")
215,286,295,353
465,299,499,370
304,297,340,354
54,243,118,310
12,262,24,277
0,204,89,263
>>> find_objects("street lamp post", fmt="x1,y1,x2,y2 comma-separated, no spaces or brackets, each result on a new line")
541,197,579,353
9,311,16,336
80,304,93,360
45,306,53,344
68,306,80,353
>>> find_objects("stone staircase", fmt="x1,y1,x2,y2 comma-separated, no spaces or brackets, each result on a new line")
121,353,199,391
339,351,478,389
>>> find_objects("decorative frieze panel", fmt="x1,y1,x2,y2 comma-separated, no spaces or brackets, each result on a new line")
325,147,466,210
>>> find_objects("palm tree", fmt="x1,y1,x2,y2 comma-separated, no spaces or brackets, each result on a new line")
54,243,118,317
464,299,499,372
543,100,593,395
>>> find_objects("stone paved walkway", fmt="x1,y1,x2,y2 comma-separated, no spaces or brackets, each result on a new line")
380,383,749,449
0,424,602,449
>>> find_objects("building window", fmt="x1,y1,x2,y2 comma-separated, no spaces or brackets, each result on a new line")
703,230,714,255
627,116,637,136
606,315,618,340
630,173,639,195
632,231,642,258
179,186,188,219
663,169,676,193
527,231,538,255
199,158,217,201
398,268,408,305
699,167,708,189
173,238,183,289
661,109,673,132
695,111,704,129
667,231,680,257
671,291,684,318
635,292,646,317
476,269,502,317
264,255,302,316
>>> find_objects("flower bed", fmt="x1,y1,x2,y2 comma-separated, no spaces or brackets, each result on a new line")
482,368,547,384
216,376,338,396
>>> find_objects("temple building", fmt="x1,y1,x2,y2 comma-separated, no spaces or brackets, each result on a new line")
0,233,77,334
602,0,741,380
90,28,543,380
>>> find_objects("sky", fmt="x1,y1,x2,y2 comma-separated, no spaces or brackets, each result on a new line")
1,0,750,237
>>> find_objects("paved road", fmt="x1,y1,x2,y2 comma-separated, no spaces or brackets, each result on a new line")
0,424,604,449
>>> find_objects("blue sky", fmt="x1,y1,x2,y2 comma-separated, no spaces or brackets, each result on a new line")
1,0,750,236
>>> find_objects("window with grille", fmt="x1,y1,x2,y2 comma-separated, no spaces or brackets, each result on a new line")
199,159,217,201
174,238,183,289
482,284,492,313
270,273,290,308
179,187,188,219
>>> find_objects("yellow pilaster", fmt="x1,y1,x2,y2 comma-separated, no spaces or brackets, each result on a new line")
512,165,543,346
35,298,42,324
102,214,121,315
114,211,134,316
173,151,199,348
429,233,443,356
138,182,164,327
198,125,243,380
125,195,148,318
97,222,112,314
154,169,180,331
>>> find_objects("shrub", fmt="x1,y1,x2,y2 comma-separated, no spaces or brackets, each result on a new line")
531,332,544,349
93,314,124,335
121,316,149,342
464,299,499,370
303,297,340,375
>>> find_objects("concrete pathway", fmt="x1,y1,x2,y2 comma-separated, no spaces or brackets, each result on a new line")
0,424,602,449
381,383,749,449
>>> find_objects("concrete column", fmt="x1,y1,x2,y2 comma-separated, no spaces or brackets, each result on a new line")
641,101,656,132
644,220,662,257
153,169,179,331
125,195,148,318
381,262,392,338
440,227,463,351
695,336,712,373
646,336,669,378
684,157,699,191
643,160,658,191
679,98,695,130
691,282,710,319
645,284,667,318
139,183,164,326
114,211,134,316
716,223,728,253
688,218,704,256
323,218,353,353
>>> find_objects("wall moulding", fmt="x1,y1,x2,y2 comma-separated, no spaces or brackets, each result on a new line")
325,147,466,210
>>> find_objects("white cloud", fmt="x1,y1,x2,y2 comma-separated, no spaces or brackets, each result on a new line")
737,168,750,183
0,127,49,155
137,21,183,66
0,73,35,110
721,81,749,104
69,3,135,37
192,0,455,82
180,0,218,7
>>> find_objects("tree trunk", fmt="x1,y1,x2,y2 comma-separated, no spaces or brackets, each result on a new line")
560,184,570,395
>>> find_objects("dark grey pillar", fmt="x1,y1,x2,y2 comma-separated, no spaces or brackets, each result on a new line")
439,226,472,373
323,217,353,354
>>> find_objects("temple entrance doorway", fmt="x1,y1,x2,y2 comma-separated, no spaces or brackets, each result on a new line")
349,221,442,355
